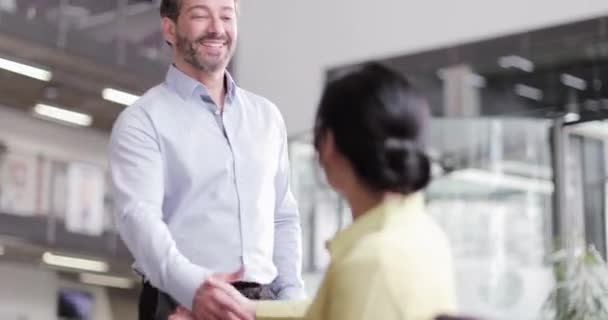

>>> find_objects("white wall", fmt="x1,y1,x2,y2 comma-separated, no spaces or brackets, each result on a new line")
237,0,608,135
0,263,58,320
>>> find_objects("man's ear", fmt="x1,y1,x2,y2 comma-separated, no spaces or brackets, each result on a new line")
161,17,177,47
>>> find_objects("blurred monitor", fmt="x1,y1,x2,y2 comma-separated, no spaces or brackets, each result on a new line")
57,288,94,320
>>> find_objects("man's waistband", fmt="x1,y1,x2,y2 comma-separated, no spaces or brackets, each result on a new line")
142,280,277,302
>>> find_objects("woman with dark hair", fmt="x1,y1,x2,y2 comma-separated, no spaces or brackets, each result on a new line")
172,63,457,320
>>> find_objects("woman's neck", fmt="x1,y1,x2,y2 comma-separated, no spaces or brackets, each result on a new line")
345,185,398,221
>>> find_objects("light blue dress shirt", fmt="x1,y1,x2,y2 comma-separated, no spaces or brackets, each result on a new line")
109,65,304,310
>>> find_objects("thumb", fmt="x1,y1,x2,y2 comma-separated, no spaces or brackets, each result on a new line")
215,265,245,283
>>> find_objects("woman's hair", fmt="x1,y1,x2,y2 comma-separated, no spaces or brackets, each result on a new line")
314,63,431,194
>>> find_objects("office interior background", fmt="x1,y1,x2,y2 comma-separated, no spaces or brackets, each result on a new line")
1,0,608,319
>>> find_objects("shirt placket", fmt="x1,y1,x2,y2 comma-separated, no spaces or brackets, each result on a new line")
205,95,246,268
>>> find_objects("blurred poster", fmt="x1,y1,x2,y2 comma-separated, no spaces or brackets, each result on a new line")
0,153,38,216
66,163,105,236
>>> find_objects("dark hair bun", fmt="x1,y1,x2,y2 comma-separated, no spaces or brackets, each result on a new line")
381,138,431,193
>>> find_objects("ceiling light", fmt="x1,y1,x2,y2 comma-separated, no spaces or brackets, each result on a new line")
564,112,581,123
498,55,534,72
33,103,93,127
102,88,139,106
42,252,109,273
437,69,486,88
468,73,486,88
0,56,52,81
561,73,587,91
80,273,134,289
514,84,543,101
0,1,17,14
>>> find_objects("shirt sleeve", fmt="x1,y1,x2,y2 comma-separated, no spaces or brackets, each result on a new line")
271,118,305,299
109,108,209,310
256,300,310,320
257,255,397,320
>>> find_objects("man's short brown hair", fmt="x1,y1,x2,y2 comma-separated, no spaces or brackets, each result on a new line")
160,0,239,21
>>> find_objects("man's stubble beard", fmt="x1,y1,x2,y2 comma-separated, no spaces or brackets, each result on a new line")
176,33,233,73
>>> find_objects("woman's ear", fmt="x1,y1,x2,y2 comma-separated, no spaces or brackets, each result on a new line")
318,130,336,165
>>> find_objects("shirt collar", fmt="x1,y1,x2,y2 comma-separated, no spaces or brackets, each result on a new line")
165,64,237,102
328,193,425,260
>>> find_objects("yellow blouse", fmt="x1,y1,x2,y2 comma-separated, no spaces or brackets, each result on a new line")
257,193,457,320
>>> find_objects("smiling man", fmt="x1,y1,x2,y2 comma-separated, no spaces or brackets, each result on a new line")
109,0,304,319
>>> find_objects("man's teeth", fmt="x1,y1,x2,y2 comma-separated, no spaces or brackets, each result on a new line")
202,42,224,48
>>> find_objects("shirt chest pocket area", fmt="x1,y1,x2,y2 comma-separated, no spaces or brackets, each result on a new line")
237,131,281,186
162,129,234,190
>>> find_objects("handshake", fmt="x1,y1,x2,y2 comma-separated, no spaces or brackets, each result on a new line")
172,267,257,320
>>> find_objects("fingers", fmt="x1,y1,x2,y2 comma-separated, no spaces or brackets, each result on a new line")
207,287,253,320
201,310,241,320
193,268,254,320
206,277,245,301
201,301,224,320
169,306,194,320
225,311,242,320
196,284,252,320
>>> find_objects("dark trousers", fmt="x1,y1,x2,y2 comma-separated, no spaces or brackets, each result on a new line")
139,281,277,320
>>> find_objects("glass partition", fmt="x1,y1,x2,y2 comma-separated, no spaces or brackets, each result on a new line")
289,117,556,319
